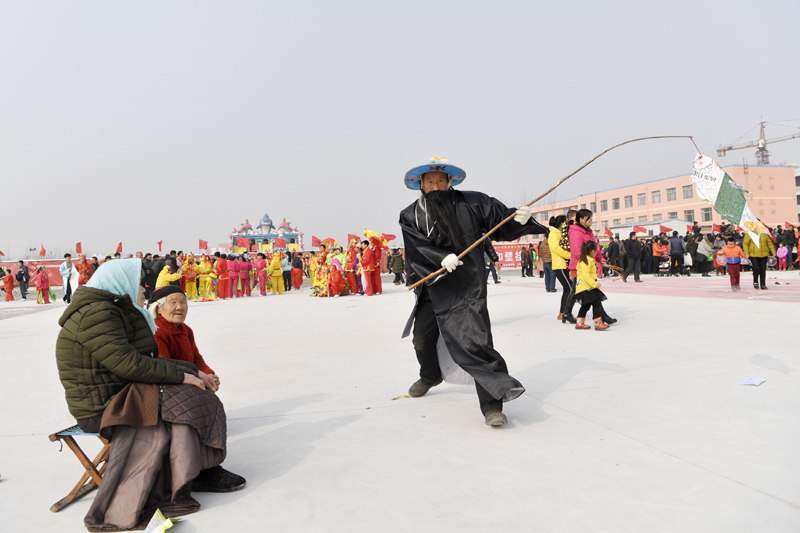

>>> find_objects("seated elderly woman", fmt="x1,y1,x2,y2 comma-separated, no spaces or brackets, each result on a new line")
55,259,244,531
149,285,220,392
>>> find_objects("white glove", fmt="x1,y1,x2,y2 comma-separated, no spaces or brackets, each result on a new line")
441,253,463,273
514,206,532,224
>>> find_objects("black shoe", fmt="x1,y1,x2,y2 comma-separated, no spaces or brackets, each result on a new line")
409,378,442,398
562,314,577,325
760,285,768,290
753,283,759,290
605,317,618,325
192,466,246,493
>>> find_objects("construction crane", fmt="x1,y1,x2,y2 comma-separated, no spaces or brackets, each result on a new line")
717,121,800,165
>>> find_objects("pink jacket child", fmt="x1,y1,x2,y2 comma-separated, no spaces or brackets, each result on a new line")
568,223,605,276
777,245,789,270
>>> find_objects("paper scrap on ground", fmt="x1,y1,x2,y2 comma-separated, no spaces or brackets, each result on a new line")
145,509,179,533
738,378,766,386
691,154,764,247
391,395,410,400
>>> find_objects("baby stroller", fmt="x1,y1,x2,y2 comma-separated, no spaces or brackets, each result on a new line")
656,256,670,277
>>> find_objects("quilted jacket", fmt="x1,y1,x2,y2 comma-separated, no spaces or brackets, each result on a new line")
56,286,194,420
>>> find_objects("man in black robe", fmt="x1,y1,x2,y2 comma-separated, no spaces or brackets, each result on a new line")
400,158,547,426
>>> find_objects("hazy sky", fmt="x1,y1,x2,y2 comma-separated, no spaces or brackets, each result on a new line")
2,0,798,257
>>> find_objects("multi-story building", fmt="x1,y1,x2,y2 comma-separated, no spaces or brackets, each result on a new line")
517,164,798,242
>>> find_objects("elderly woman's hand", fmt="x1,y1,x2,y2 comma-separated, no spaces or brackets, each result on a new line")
183,373,206,390
198,371,219,393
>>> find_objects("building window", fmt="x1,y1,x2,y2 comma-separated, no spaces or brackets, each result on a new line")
652,190,661,204
531,213,537,222
684,210,695,223
625,217,634,223
580,204,586,210
602,220,608,228
563,208,570,216
638,193,646,206
600,200,608,212
639,216,648,222
668,212,678,219
612,198,620,210
590,202,596,212
613,218,621,226
648,230,654,236
702,207,713,222
683,185,693,199
653,213,662,221
624,196,633,208
667,188,676,201
541,211,548,221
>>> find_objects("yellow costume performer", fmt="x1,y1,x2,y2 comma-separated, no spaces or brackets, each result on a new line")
269,253,285,294
196,256,218,300
308,256,318,290
156,265,181,289
183,255,199,300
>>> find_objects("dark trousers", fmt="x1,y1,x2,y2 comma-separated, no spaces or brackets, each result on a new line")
413,294,502,415
486,264,498,283
543,262,555,290
554,269,572,314
670,255,684,275
577,300,606,319
19,280,28,299
750,257,768,287
283,270,292,291
695,255,709,274
644,257,652,274
393,272,404,283
521,265,527,277
63,278,73,303
622,256,641,281
527,265,534,277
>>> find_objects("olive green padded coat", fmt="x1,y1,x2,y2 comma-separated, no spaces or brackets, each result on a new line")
56,286,195,420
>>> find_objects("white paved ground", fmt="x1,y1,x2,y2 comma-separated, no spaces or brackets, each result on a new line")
1,271,798,532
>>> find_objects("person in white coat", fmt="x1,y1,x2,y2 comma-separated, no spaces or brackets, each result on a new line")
59,253,79,304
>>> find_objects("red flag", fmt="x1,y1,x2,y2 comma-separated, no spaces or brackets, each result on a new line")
199,239,208,250
76,242,82,254
633,225,646,233
659,225,672,234
312,235,321,248
603,227,613,237
347,234,360,245
785,221,796,229
686,224,693,233
116,242,123,254
712,223,721,233
274,238,287,248
737,226,744,232
236,237,249,249
40,244,46,257
381,233,397,242
0,250,4,257
157,240,163,252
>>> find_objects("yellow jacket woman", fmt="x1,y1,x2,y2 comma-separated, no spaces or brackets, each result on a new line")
743,232,775,258
155,265,181,289
548,226,571,270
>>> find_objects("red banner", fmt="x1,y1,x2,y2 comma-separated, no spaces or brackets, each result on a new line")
199,239,208,250
493,244,526,267
236,237,249,248
1,260,68,286
381,233,397,242
274,238,286,248
604,227,613,237
312,236,321,248
686,224,693,233
633,225,646,234
660,225,672,234
712,223,721,233
76,242,82,254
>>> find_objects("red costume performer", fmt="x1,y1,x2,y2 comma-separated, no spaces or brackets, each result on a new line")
75,255,92,286
3,272,14,301
345,246,359,294
215,255,229,298
239,257,252,296
255,256,268,296
229,257,241,297
154,314,215,375
362,243,382,296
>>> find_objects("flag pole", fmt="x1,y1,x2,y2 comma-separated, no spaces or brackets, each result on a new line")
408,135,695,291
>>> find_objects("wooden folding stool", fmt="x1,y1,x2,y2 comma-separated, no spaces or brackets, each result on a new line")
48,425,110,512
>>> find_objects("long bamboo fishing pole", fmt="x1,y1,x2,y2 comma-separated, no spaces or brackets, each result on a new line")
407,135,696,291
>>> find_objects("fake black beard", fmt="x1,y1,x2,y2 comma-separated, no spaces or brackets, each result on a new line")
425,190,464,254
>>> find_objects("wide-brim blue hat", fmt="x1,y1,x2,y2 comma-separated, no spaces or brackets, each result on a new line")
404,157,466,191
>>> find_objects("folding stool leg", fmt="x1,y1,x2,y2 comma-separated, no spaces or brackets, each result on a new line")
49,438,110,513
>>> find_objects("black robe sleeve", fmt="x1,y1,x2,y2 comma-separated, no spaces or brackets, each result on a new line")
399,204,451,283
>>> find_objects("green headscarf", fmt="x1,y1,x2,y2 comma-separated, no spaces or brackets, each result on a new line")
86,258,156,332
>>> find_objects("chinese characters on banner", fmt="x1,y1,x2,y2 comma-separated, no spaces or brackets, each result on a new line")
492,244,527,267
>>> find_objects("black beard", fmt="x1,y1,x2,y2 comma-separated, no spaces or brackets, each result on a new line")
424,190,464,254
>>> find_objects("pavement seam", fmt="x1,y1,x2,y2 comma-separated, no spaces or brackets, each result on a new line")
530,394,800,511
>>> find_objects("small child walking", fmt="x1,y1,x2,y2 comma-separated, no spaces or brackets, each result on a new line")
721,237,748,291
776,243,788,271
574,241,610,331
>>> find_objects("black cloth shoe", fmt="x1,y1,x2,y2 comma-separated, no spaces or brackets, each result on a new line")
760,285,768,290
562,314,577,324
604,317,618,325
409,378,442,398
192,466,246,493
